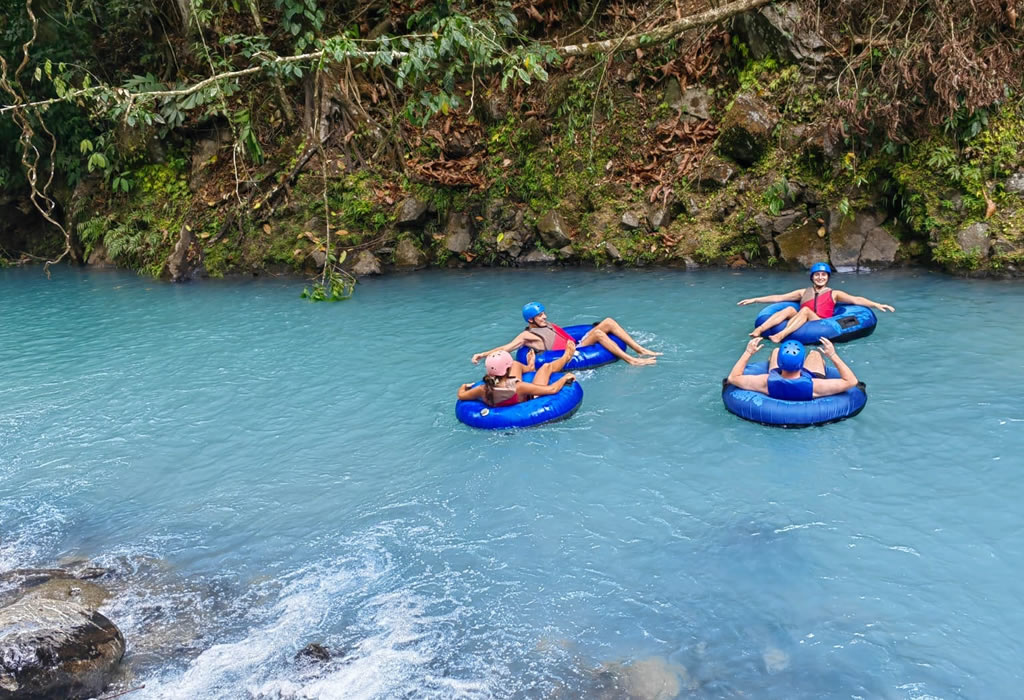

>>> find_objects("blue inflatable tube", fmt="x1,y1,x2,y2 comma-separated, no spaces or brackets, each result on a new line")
753,302,877,344
514,324,627,370
722,362,867,427
456,372,583,429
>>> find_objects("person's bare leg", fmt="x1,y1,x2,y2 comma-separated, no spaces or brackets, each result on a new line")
534,342,576,385
751,306,797,337
582,317,662,356
803,350,826,377
768,308,820,343
581,328,656,366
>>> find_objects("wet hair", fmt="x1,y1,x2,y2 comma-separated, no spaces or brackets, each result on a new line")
482,373,511,406
483,374,498,405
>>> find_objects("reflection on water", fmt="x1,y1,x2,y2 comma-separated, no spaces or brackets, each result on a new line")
2,266,1023,699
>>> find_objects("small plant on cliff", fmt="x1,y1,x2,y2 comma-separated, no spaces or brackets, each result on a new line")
764,178,791,215
301,252,355,302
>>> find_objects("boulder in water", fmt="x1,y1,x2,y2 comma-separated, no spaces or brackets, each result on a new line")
294,642,332,664
0,598,125,699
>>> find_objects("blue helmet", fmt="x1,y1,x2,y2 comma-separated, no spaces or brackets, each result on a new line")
777,340,806,371
522,301,545,324
809,262,832,279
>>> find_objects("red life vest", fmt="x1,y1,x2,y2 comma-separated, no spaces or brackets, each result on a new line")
526,322,576,351
800,289,836,318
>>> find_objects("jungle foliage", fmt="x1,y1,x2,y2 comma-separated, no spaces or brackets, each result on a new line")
3,0,1024,275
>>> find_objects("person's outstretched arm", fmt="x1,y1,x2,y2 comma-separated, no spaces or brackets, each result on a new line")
519,373,575,397
833,290,895,312
470,331,539,363
811,338,859,397
726,338,769,393
457,383,486,401
737,289,804,306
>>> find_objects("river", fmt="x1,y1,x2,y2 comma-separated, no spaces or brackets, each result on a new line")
1,266,1022,699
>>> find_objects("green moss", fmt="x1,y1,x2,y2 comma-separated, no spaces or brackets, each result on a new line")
932,235,982,271
325,171,394,233
132,156,190,201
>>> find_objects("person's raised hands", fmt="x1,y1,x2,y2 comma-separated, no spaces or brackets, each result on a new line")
819,337,837,358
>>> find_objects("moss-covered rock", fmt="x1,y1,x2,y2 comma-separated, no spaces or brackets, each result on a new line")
394,237,428,268
716,93,779,166
776,220,827,266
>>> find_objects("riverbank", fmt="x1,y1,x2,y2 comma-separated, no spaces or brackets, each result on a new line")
3,3,1023,283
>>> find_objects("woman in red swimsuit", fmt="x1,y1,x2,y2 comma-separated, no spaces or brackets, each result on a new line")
738,262,896,343
457,342,577,407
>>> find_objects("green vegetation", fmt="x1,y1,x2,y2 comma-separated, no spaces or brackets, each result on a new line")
3,0,1024,278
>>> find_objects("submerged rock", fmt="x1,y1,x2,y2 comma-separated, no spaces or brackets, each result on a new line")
0,569,111,610
762,645,790,674
0,598,125,699
294,642,332,664
595,656,696,700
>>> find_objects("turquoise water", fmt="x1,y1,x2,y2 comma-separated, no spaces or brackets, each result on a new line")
2,266,1022,699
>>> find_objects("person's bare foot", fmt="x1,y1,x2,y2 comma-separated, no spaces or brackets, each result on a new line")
768,333,784,343
553,341,576,369
624,355,657,366
637,346,663,356
525,348,536,370
749,326,764,337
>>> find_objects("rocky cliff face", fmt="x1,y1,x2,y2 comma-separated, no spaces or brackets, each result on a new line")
7,1,1022,279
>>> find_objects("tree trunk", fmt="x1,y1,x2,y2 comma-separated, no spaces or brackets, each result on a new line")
557,0,774,57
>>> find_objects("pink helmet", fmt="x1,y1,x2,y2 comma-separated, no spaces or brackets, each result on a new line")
485,351,514,377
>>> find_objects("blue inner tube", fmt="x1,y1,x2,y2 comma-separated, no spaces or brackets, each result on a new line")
514,324,627,370
456,372,583,429
722,361,867,427
753,302,877,344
